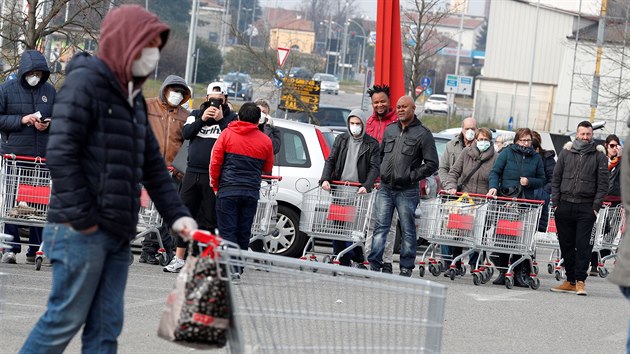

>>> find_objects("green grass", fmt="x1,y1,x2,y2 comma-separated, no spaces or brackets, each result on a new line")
420,114,463,133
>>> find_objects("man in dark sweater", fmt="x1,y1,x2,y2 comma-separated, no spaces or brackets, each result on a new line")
163,81,237,273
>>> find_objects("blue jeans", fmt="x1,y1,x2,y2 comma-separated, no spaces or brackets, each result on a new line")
216,195,259,250
20,224,130,354
368,185,419,270
5,224,42,255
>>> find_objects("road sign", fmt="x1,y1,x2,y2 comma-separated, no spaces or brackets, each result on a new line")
420,76,431,88
279,77,321,112
274,69,284,88
445,74,458,94
415,86,423,95
277,47,290,67
425,87,433,96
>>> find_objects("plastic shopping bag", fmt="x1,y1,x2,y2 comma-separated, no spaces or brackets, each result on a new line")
158,253,230,348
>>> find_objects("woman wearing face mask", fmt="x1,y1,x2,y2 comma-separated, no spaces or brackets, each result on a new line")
443,128,497,275
487,127,546,287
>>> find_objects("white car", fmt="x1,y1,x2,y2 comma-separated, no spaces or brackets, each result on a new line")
424,94,450,114
313,73,339,95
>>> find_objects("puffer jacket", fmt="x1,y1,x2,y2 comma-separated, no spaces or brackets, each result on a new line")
489,144,546,200
146,75,191,166
0,50,56,157
541,149,556,194
46,52,190,240
443,145,497,195
551,141,608,211
379,117,439,190
609,132,630,287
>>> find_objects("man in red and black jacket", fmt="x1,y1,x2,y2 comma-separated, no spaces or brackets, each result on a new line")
210,102,274,252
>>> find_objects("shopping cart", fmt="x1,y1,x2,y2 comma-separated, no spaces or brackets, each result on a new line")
0,154,50,270
417,192,493,284
133,186,170,265
248,175,282,252
299,181,376,265
593,203,623,277
473,196,544,289
534,207,563,280
193,230,447,353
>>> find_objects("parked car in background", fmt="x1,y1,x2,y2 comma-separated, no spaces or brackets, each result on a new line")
424,94,450,114
312,73,339,95
221,72,253,101
288,67,313,80
277,105,351,127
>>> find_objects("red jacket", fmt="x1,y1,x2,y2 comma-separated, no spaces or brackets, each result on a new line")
365,108,397,143
210,120,274,196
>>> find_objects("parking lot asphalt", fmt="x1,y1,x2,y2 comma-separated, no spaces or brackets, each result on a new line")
1,247,627,353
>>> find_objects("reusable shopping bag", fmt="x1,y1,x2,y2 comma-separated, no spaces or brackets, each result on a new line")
158,234,230,349
445,193,476,232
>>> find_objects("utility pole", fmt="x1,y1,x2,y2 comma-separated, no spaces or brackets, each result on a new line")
185,0,199,85
589,0,608,123
340,21,349,81
447,6,465,129
525,0,541,128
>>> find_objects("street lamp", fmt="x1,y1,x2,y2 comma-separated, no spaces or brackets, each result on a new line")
345,18,367,77
320,19,343,76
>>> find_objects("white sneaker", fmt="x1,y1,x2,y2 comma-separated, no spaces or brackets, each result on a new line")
1,252,16,264
163,257,185,273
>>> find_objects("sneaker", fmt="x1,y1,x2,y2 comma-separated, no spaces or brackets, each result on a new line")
26,255,36,264
381,263,393,274
163,257,185,273
550,281,577,293
589,267,599,277
139,253,159,265
1,252,16,264
576,281,587,296
399,268,412,277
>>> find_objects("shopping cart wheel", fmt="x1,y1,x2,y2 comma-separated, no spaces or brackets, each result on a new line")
480,270,491,284
158,252,172,266
554,270,562,281
460,266,467,276
472,273,481,286
529,277,540,290
429,264,440,277
599,267,609,278
547,264,553,274
418,266,425,277
505,277,514,289
35,257,42,271
532,265,539,275
448,268,456,281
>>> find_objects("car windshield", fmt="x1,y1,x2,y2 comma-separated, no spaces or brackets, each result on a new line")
430,96,447,102
316,74,337,82
224,74,247,82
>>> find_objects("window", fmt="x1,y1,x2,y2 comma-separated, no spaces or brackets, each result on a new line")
277,128,311,167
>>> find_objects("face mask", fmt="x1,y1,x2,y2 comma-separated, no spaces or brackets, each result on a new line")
476,140,491,152
131,47,160,77
464,129,475,141
259,113,268,125
349,124,362,136
166,91,183,106
26,75,40,87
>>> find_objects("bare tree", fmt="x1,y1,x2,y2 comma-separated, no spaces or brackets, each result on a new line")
0,0,112,82
402,0,456,101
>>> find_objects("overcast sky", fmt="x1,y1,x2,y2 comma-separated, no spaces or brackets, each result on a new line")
258,0,488,20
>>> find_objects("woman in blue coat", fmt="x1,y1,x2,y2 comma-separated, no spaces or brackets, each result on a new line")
487,128,546,287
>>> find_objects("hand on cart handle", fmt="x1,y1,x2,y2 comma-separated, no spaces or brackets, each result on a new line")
321,181,331,191
446,188,457,195
357,186,367,194
172,216,198,241
486,188,497,197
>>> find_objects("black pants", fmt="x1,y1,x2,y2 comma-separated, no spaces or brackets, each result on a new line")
555,202,597,282
177,171,217,248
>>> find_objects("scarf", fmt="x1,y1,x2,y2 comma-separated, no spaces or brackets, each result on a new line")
609,156,620,171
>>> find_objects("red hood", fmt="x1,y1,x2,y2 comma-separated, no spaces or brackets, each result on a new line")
366,108,398,143
227,120,259,134
96,5,169,95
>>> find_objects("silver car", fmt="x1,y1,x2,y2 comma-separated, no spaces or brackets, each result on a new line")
313,73,339,95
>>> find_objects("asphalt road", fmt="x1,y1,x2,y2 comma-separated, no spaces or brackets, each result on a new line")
1,247,627,353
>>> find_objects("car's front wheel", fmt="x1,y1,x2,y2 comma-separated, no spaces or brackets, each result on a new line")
263,205,306,257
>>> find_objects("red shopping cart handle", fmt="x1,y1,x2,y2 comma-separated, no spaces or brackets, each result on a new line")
2,154,46,163
261,175,282,181
438,190,490,199
491,195,545,204
330,180,363,187
191,230,222,258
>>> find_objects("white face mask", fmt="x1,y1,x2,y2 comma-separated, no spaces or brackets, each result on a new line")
477,140,491,152
464,129,475,141
259,113,268,125
349,124,362,136
166,91,183,106
131,47,160,77
26,75,40,87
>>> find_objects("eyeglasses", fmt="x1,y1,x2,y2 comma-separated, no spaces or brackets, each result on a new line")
518,139,532,143
609,144,619,148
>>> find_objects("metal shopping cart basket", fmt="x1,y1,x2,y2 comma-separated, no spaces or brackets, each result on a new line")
473,196,543,289
417,192,493,283
193,230,447,353
133,185,171,265
0,154,50,269
249,175,281,252
593,203,621,277
299,181,376,264
534,207,563,280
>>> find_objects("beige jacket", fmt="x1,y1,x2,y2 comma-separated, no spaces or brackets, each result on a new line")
443,145,497,195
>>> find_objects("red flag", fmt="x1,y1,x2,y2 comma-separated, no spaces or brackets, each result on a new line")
375,0,405,104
